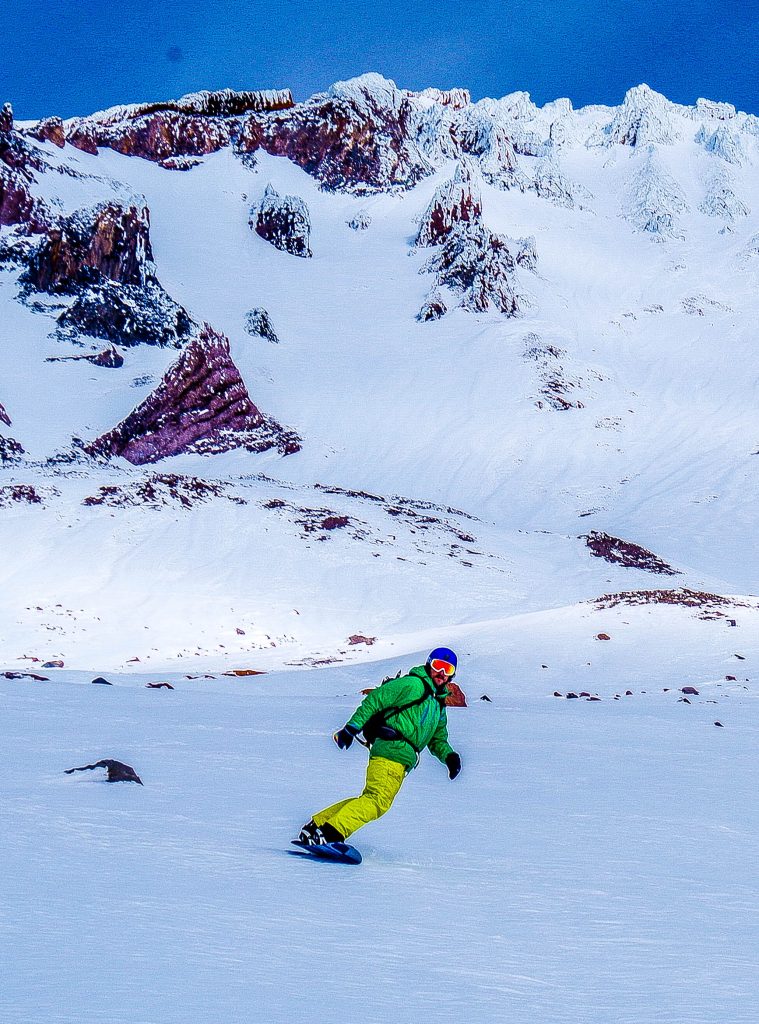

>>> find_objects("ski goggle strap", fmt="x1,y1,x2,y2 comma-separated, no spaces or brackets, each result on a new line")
429,658,456,678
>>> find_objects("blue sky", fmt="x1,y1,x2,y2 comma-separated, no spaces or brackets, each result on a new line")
3,0,758,119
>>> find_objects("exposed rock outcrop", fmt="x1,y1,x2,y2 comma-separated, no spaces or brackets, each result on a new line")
26,117,66,148
252,184,312,257
699,170,749,222
347,210,371,230
415,160,482,246
598,85,681,147
0,102,12,134
695,123,746,164
417,291,447,321
584,531,680,574
24,201,154,292
0,436,25,463
420,221,531,317
411,87,470,110
236,73,433,193
452,107,524,190
63,88,294,164
56,279,197,347
244,307,279,343
86,323,301,463
15,200,196,346
65,759,143,784
530,150,591,209
1,106,51,231
0,401,10,426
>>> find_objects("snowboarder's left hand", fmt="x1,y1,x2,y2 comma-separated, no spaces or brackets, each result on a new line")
446,752,462,779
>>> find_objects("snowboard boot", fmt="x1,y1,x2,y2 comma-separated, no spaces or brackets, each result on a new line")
297,820,344,846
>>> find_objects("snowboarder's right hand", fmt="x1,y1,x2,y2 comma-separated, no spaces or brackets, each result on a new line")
334,725,358,749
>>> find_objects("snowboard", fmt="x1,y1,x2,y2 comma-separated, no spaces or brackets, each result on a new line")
290,839,362,865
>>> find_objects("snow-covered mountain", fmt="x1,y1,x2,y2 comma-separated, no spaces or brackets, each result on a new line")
1,72,758,672
2,73,759,1024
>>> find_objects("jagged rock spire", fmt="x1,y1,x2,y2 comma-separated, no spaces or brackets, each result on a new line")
86,324,300,464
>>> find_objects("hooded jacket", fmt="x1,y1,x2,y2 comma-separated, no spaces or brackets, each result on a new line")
346,665,455,771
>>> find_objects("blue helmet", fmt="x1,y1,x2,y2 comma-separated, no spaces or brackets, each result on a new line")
426,647,457,677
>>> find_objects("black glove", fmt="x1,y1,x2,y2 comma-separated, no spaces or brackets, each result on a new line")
334,725,358,750
446,752,462,780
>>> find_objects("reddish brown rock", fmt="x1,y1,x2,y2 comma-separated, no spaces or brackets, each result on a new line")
64,88,294,164
27,117,66,148
252,184,312,257
348,635,377,646
584,531,680,574
681,686,700,695
86,323,301,464
0,102,12,134
237,73,432,193
416,160,482,246
25,201,154,292
0,165,50,231
67,123,99,154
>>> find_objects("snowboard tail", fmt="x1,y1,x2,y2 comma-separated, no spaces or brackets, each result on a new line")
290,839,362,865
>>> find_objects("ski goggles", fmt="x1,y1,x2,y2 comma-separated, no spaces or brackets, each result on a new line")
428,658,456,678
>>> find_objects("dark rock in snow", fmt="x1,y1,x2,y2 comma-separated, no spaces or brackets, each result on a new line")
56,279,196,348
0,402,10,426
347,210,371,230
244,307,279,343
0,484,47,506
681,686,700,695
252,184,312,257
146,681,174,689
584,531,680,574
24,201,154,292
420,221,525,317
479,694,492,702
236,73,433,194
714,721,724,727
91,676,113,685
415,160,482,246
83,474,246,510
65,759,143,784
86,323,301,463
0,102,13,134
417,291,447,321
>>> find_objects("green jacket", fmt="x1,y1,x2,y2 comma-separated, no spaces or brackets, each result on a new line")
347,665,455,771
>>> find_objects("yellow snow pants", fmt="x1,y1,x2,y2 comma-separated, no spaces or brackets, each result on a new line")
313,756,407,839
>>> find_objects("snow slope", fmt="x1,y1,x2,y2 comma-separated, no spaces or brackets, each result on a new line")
2,600,757,1024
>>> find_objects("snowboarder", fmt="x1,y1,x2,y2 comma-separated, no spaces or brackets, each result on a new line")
297,647,462,847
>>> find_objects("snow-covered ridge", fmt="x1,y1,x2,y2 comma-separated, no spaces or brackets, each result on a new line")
1,70,759,671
